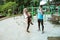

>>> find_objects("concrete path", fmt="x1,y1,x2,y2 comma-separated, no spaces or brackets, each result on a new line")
0,15,60,40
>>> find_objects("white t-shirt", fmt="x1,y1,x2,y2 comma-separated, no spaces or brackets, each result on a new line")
24,13,28,18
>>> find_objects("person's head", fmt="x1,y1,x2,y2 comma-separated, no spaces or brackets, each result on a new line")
40,5,43,8
39,5,43,10
23,8,28,13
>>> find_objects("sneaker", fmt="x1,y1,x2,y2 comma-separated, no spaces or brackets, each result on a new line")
31,22,33,25
42,31,44,34
27,30,30,33
38,29,41,31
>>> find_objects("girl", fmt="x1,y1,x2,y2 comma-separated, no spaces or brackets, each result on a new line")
23,8,33,33
37,5,44,33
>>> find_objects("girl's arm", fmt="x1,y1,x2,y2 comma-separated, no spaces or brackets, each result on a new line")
41,8,44,14
27,12,31,16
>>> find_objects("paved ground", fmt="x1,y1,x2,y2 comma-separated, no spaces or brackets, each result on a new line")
0,15,60,40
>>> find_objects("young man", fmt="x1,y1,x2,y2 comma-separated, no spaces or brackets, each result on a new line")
37,5,44,33
23,8,33,33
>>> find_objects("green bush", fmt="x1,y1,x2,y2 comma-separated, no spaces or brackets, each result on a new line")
1,2,17,11
0,2,17,16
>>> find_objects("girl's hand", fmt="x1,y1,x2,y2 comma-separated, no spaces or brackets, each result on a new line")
27,12,31,16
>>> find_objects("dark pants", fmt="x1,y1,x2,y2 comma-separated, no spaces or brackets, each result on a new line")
38,19,44,31
27,16,32,31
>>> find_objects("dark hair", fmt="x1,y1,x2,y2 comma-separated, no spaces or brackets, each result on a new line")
40,5,43,8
